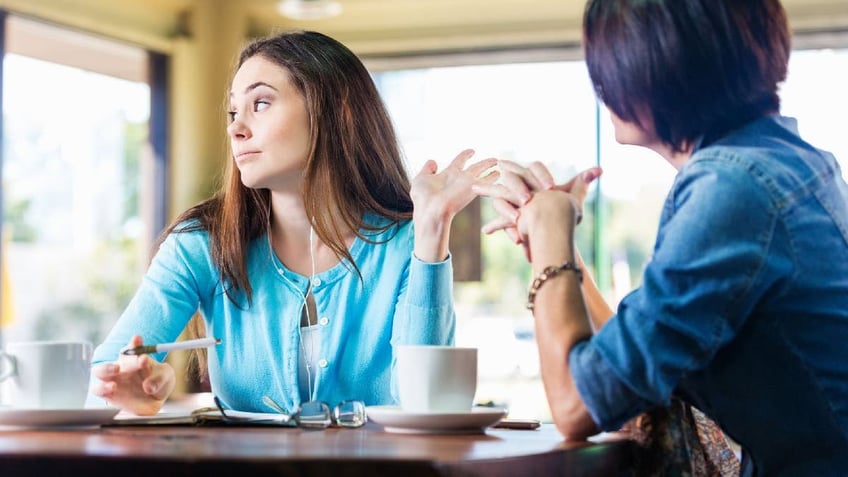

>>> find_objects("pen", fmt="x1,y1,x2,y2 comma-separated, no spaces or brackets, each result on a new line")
121,337,222,356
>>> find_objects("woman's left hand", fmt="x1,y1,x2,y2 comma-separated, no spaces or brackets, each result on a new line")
473,160,602,260
410,148,499,262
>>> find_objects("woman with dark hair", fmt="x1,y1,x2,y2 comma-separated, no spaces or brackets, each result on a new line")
89,30,497,417
475,0,848,474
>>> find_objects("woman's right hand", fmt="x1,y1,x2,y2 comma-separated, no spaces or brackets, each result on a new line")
91,334,176,416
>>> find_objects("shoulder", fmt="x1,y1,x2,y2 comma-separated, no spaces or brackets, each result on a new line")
361,214,414,244
673,154,773,217
353,216,414,268
658,150,777,253
684,115,835,211
157,219,213,260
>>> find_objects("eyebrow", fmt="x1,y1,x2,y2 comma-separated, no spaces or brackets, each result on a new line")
229,81,278,98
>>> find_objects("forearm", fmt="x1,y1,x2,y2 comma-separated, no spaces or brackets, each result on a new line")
532,272,598,439
575,250,615,330
524,194,598,439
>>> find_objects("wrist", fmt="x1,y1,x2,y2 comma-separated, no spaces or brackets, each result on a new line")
520,191,579,233
413,212,450,262
527,261,583,311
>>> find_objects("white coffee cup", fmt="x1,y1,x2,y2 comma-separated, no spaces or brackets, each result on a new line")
396,345,477,413
0,340,93,409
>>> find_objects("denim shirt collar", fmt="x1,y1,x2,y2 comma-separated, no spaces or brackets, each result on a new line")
691,113,793,156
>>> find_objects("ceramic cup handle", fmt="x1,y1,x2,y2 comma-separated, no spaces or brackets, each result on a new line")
0,352,15,382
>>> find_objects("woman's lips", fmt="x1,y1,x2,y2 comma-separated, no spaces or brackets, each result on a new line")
235,150,260,162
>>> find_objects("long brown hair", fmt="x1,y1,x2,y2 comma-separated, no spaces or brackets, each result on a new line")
164,30,413,381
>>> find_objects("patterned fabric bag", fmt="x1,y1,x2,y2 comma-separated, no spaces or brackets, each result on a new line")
627,398,740,476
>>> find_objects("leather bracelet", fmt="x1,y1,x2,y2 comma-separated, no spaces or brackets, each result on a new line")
527,260,583,311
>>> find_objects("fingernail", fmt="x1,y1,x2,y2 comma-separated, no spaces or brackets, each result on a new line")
584,169,601,181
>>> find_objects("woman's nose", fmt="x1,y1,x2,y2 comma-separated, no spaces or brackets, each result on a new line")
227,118,250,140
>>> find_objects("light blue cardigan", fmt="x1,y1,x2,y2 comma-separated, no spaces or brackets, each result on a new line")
89,217,455,413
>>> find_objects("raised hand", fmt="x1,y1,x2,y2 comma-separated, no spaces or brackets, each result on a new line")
410,149,499,262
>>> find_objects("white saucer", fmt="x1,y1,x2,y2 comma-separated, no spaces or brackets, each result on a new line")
365,406,507,435
0,407,119,428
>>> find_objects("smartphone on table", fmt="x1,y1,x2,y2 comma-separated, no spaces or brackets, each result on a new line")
493,418,542,430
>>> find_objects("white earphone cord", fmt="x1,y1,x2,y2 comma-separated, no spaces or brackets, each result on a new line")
269,223,318,402
302,224,317,400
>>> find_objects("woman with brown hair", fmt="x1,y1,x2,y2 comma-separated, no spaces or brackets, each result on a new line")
89,30,496,416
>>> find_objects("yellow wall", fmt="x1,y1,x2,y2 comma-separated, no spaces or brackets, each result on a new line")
0,0,250,217
169,0,249,215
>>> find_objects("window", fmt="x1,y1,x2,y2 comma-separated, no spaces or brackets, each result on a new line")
1,16,154,346
782,48,848,179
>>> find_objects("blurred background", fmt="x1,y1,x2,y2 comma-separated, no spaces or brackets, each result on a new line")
0,0,846,421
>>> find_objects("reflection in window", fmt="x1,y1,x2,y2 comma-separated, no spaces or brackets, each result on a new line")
2,53,150,345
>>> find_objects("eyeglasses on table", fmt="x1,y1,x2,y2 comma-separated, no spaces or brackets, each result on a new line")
212,395,366,429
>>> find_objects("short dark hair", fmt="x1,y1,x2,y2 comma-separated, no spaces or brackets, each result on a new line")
583,0,791,151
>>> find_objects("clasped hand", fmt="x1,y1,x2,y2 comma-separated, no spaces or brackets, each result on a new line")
472,160,602,261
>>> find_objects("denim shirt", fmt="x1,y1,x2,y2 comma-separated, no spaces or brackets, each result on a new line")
570,116,848,476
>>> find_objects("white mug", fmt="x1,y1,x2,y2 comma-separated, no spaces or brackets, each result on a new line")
396,345,477,413
0,340,93,409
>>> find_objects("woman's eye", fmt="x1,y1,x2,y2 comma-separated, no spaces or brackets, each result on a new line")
227,111,238,122
254,100,270,112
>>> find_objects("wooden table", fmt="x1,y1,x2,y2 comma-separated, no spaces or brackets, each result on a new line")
0,422,636,476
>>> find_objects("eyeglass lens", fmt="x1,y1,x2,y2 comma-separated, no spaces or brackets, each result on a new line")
333,400,366,428
296,401,333,429
294,400,367,429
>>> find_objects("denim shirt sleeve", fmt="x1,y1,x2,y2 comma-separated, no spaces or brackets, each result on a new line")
570,156,779,431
